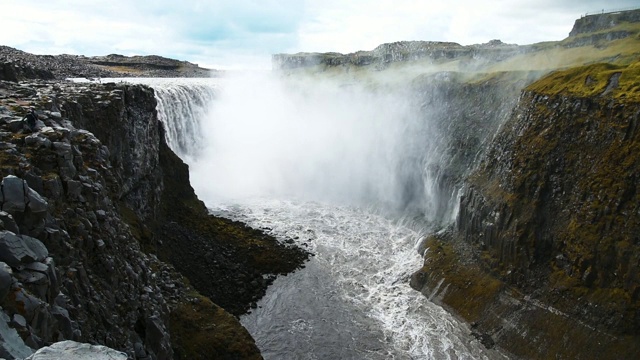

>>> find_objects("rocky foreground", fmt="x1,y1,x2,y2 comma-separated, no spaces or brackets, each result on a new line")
0,77,308,359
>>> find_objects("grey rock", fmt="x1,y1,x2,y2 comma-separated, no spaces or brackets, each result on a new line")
50,306,74,339
42,177,62,200
44,258,59,302
25,341,126,360
0,311,34,360
23,173,44,196
26,188,48,214
10,314,26,329
51,142,72,157
145,315,172,360
21,262,48,273
6,118,24,132
1,176,26,214
0,231,48,268
0,262,11,302
24,134,51,149
0,212,19,234
65,180,82,200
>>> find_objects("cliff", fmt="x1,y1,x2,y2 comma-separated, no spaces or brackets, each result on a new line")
410,62,640,358
273,40,524,71
570,9,640,36
402,71,539,223
0,78,308,359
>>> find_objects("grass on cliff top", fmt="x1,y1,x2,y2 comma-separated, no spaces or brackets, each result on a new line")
485,21,640,72
525,61,640,101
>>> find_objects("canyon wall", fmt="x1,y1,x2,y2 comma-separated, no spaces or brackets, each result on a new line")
411,63,640,359
0,79,307,359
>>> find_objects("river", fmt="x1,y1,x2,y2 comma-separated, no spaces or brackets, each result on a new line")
125,75,507,359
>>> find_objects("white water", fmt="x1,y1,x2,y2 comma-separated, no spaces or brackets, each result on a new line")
137,75,506,359
214,199,502,359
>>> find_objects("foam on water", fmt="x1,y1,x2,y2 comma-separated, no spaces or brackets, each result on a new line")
132,76,507,359
214,199,504,359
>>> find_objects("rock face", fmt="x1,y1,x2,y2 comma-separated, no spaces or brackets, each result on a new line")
411,63,640,359
0,76,308,359
570,9,640,36
273,40,524,71
405,71,537,223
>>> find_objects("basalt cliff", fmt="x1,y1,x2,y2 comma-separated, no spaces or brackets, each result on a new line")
0,77,307,358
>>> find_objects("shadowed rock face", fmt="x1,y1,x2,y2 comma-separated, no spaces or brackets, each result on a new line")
412,64,640,359
0,77,308,359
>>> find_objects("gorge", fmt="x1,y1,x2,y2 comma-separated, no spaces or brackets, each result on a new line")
0,8,639,360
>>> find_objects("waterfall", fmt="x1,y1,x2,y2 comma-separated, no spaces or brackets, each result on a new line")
147,73,472,226
138,73,515,359
155,83,216,160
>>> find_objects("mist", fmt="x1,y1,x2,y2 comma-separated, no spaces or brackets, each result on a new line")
182,71,434,214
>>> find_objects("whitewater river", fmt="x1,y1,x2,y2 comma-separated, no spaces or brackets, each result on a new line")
211,198,503,360
118,75,508,359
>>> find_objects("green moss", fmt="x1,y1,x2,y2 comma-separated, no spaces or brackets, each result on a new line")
526,62,640,101
170,291,261,360
417,236,504,322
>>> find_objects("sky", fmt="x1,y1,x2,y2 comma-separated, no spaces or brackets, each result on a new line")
0,0,637,69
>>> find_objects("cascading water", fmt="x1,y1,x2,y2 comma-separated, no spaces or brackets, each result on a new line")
140,73,509,359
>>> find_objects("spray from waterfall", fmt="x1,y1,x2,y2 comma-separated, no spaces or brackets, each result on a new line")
147,73,472,226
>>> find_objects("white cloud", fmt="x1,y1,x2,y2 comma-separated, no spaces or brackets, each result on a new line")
0,0,637,68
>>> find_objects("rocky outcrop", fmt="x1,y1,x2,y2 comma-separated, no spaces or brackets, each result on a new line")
0,81,176,359
569,9,640,36
0,77,308,359
0,46,214,81
411,63,640,359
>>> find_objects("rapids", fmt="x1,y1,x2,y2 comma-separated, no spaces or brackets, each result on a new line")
127,75,507,359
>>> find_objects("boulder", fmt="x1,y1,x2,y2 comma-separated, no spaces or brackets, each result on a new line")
1,176,26,214
0,311,34,360
0,231,49,268
24,340,126,360
0,211,19,234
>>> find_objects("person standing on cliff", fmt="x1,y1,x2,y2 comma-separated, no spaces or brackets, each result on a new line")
22,108,38,133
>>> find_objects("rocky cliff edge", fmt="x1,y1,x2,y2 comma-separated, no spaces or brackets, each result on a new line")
0,78,308,359
411,62,640,359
